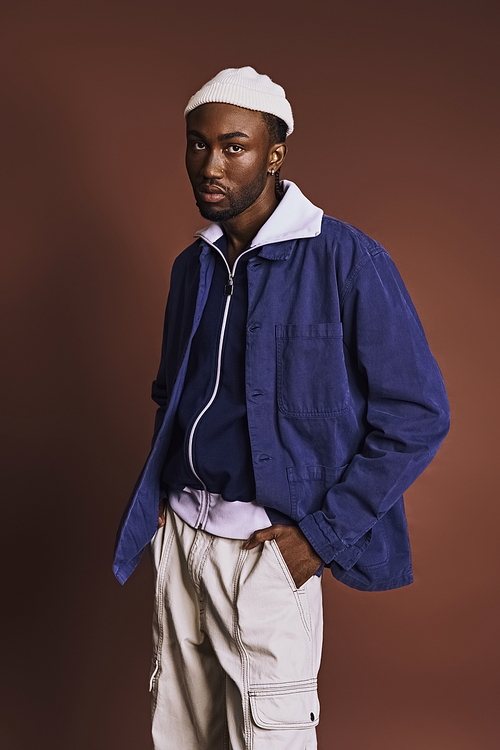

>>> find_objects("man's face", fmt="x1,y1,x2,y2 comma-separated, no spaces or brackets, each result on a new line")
185,103,272,222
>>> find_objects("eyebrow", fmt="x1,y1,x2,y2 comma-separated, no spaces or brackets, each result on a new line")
218,131,249,141
187,129,250,142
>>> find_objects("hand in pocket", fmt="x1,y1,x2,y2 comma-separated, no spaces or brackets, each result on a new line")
243,524,322,588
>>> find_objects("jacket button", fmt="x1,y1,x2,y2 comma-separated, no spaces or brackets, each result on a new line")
251,390,263,397
248,322,261,331
258,454,272,461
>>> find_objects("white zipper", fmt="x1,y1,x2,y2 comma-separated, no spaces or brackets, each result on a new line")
187,243,253,502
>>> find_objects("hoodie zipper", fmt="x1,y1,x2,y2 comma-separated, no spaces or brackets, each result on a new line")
187,244,253,513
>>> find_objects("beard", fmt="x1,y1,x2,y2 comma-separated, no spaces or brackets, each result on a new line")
196,170,268,222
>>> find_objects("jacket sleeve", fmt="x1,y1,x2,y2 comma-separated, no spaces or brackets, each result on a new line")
151,292,171,446
298,250,450,570
150,246,204,447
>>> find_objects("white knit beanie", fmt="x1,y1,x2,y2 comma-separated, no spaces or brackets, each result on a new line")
184,66,294,136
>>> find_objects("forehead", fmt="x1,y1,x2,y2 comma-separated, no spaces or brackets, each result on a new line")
186,102,267,139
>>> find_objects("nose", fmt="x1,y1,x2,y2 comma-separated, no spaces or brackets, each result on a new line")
201,148,224,179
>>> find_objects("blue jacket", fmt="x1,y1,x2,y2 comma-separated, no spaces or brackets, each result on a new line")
113,182,450,591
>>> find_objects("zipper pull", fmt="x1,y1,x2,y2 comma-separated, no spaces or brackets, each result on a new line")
224,274,234,296
149,658,159,692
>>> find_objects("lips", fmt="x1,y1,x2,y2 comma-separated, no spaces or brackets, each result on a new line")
198,185,226,203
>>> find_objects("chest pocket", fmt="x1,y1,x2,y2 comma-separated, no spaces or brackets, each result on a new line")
276,323,349,418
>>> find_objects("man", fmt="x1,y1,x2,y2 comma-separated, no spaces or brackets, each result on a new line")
114,67,450,750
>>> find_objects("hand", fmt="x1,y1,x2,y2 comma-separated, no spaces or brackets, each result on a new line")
158,498,167,528
243,524,322,589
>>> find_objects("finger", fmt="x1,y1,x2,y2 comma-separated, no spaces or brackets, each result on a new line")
242,526,278,550
158,499,167,528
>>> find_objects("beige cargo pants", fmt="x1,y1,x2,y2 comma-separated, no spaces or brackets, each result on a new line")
150,504,323,750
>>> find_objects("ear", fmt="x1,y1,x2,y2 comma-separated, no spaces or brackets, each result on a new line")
268,143,287,174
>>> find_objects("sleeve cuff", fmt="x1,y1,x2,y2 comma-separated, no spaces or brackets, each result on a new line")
299,512,372,571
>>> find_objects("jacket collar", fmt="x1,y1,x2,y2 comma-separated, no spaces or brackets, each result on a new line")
194,181,323,259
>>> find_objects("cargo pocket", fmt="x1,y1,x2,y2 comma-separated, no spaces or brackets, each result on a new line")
249,679,320,729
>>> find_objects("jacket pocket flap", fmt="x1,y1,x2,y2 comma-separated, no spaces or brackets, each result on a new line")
249,680,319,729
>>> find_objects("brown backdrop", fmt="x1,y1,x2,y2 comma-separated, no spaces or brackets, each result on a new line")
1,2,499,748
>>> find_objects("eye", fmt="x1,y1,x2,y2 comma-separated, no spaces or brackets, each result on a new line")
193,142,206,151
227,144,244,153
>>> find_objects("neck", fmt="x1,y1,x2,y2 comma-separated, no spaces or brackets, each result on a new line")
222,184,279,269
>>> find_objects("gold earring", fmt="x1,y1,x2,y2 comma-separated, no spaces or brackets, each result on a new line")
270,169,275,175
